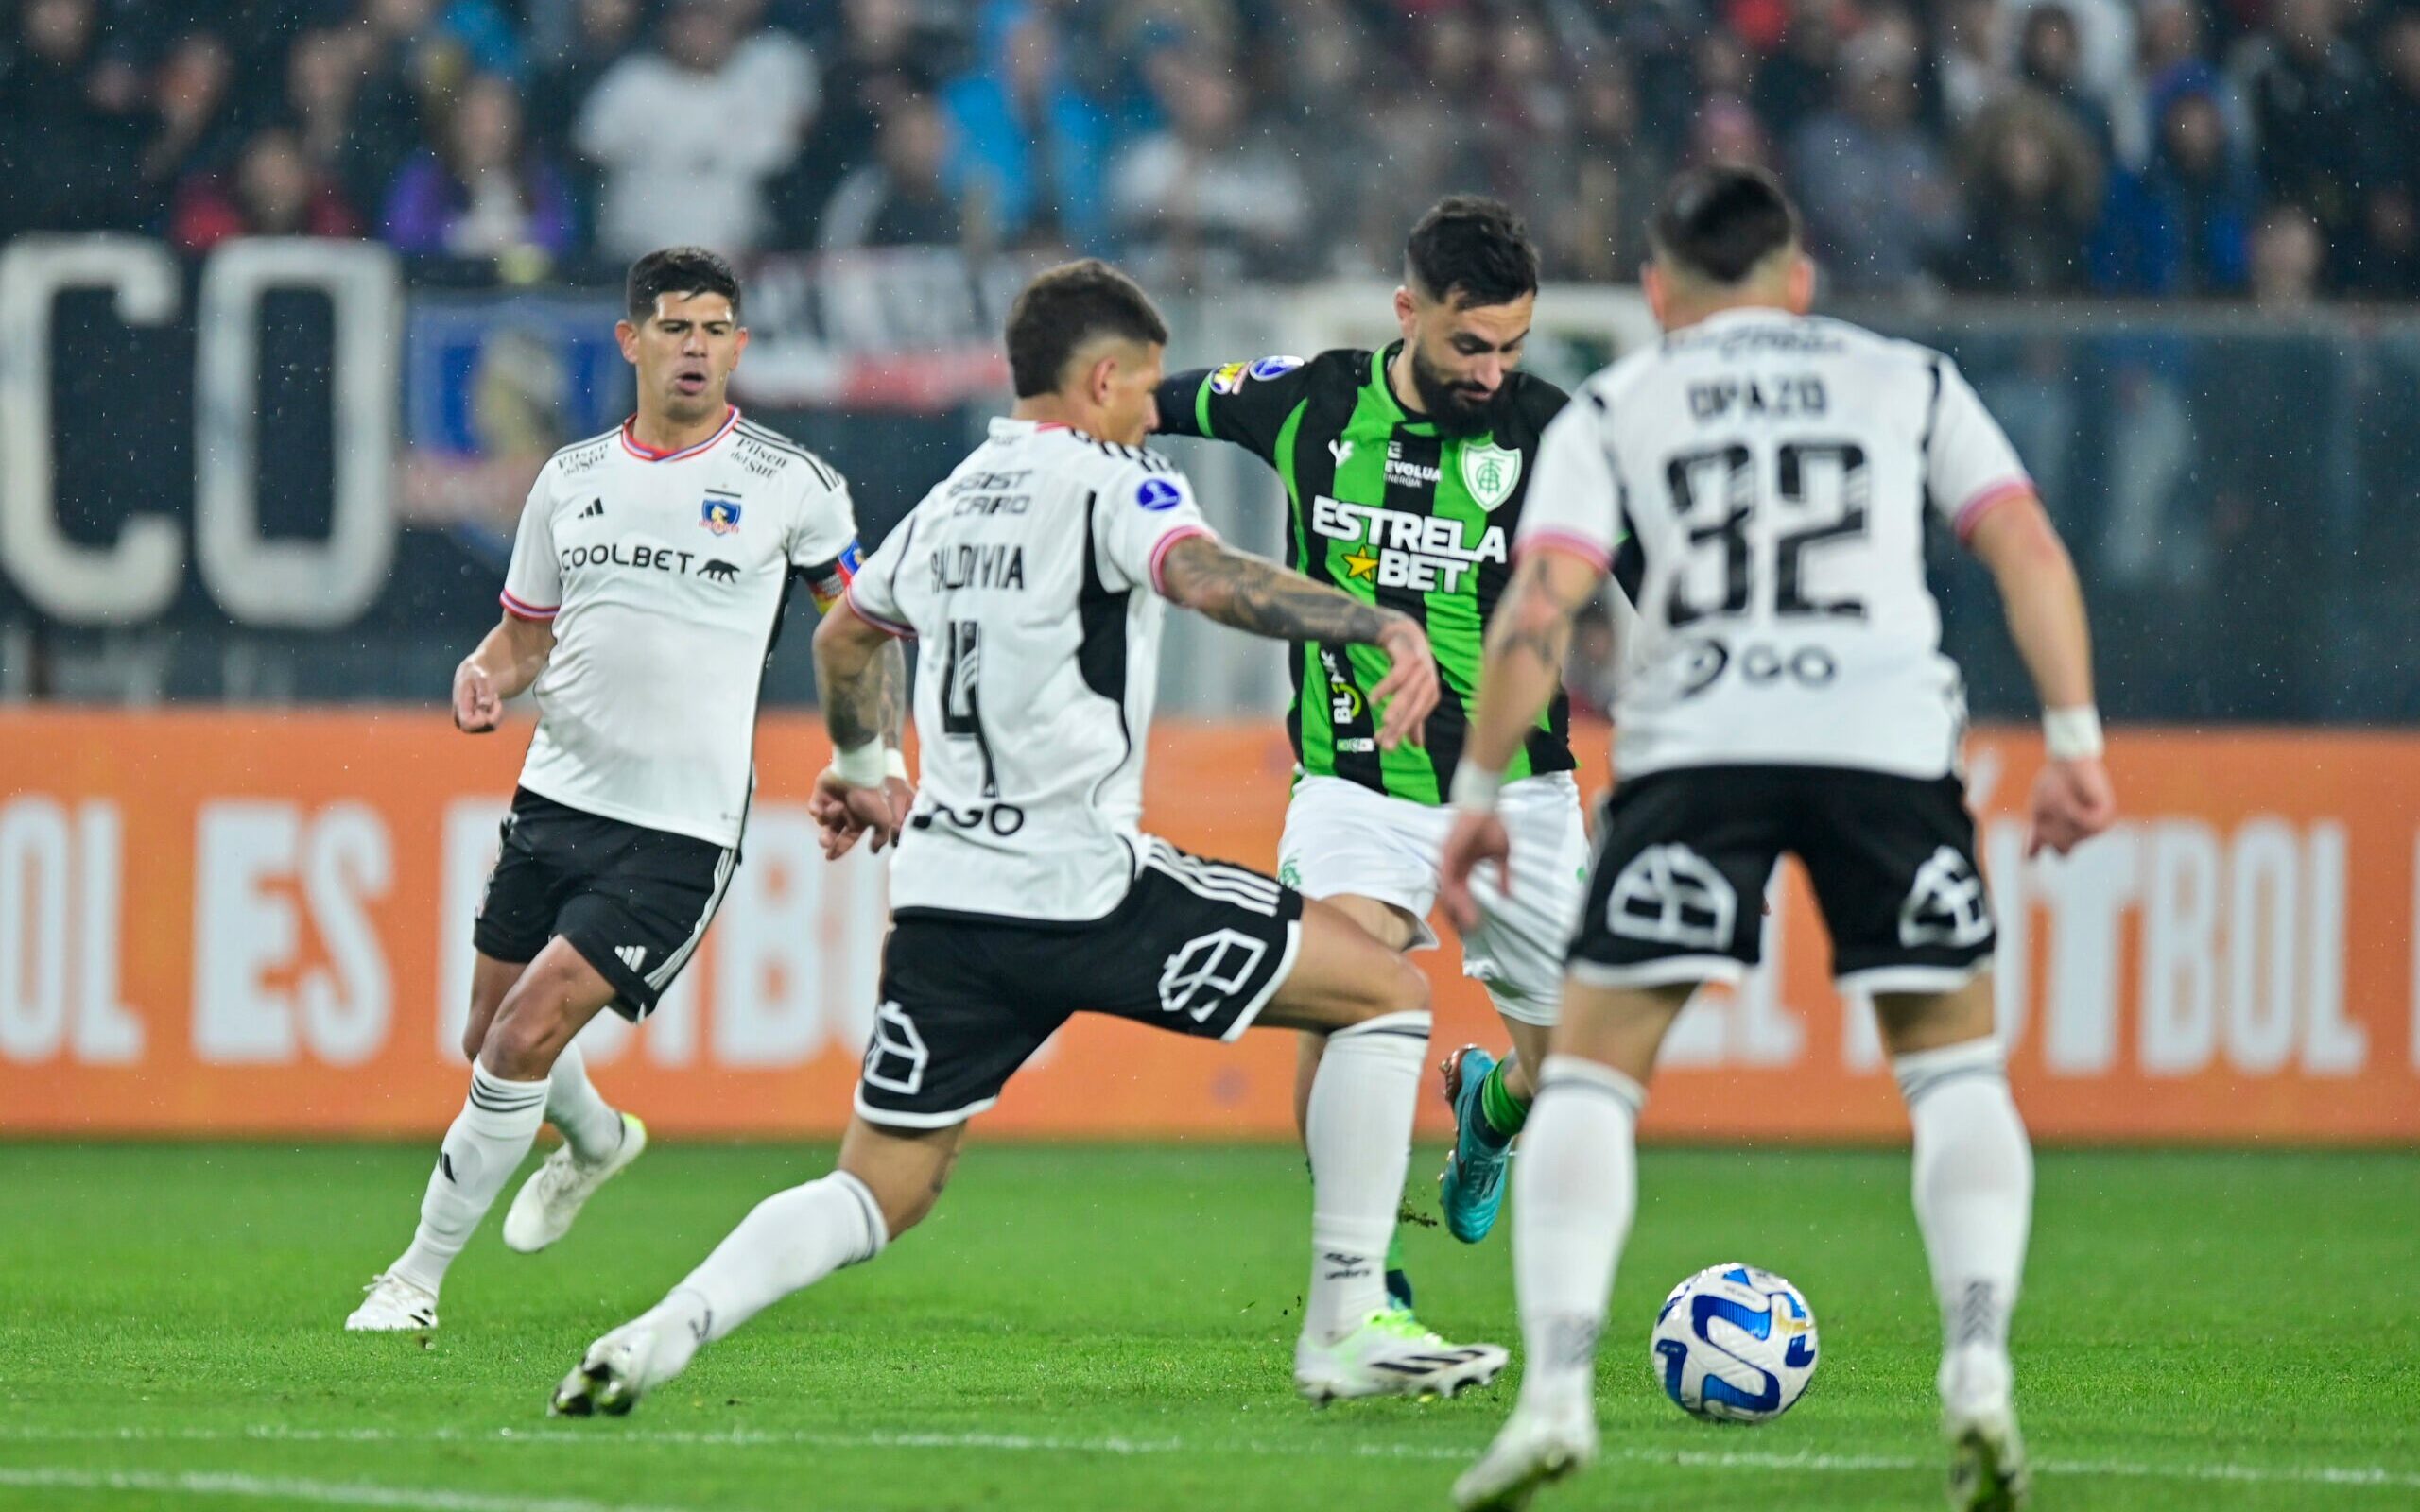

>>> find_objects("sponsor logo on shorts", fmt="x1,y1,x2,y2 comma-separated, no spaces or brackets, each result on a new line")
1607,844,1736,951
1159,929,1270,1022
1898,847,1993,949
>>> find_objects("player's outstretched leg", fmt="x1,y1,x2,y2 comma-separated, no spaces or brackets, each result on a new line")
1879,979,2033,1511
1258,902,1508,1404
1457,980,1688,1512
1438,1015,1545,1244
552,1117,949,1416
348,940,615,1331
503,1040,649,1253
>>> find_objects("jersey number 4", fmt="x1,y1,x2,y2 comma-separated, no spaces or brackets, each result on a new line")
1665,441,1871,628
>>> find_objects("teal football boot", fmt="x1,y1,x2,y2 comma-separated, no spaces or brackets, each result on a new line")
1439,1046,1513,1244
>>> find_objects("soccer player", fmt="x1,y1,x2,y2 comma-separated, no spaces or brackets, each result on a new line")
548,259,1509,1415
1442,166,2116,1510
1152,197,1595,1274
346,248,897,1332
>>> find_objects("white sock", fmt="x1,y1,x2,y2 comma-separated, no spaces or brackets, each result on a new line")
1303,1010,1429,1343
391,1063,549,1295
640,1172,888,1374
1512,1055,1645,1415
1895,1038,2032,1385
546,1040,624,1163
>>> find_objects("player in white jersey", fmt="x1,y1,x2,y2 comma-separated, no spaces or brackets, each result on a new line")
1440,168,2117,1511
346,249,899,1332
550,260,1510,1417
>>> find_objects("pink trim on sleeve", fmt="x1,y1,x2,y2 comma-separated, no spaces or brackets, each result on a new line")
1512,528,1614,572
1148,524,1219,595
499,589,559,621
1952,479,2035,542
842,580,915,638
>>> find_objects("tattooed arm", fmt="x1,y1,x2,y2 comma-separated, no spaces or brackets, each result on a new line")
810,601,908,852
1438,543,1603,927
1156,534,1440,749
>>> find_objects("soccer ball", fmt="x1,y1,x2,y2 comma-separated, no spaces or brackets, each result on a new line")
1649,1263,1819,1424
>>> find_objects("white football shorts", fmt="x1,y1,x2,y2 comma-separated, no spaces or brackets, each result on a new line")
1277,771,1590,1026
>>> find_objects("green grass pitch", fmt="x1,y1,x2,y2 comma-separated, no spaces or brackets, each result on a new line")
1,1142,2414,1511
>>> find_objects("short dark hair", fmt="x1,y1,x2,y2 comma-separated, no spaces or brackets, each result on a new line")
1003,259,1168,398
1650,165,1801,285
1405,197,1540,309
626,246,743,323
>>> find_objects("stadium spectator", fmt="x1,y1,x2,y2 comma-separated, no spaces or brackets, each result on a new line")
776,0,956,247
575,0,819,261
816,86,967,250
2091,67,2257,295
1480,9,1571,217
1945,86,2105,292
1753,0,1845,145
1107,49,1309,286
171,126,361,252
2250,201,2326,308
138,31,242,205
1789,36,1961,291
1936,0,2014,129
2001,0,2136,111
2355,9,2420,295
1543,54,1665,282
0,0,149,235
285,26,372,183
941,0,1112,251
2235,0,2377,287
361,0,525,86
383,72,579,263
2013,4,2118,158
526,0,646,157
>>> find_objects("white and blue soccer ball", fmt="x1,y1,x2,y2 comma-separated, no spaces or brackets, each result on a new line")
1649,1263,1819,1424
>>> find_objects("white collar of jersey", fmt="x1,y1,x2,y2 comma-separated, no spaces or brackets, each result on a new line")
1688,306,1804,334
620,405,740,463
988,416,1078,442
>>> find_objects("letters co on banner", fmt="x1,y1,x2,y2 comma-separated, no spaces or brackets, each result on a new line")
0,713,2414,1143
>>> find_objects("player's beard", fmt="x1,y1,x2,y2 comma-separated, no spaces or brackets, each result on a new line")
1406,341,1500,438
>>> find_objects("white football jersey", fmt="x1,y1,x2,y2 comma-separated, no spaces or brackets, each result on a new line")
847,418,1217,923
1523,308,2031,781
501,408,860,847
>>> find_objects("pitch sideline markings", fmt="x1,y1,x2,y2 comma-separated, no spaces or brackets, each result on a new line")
0,1466,697,1512
3,1425,2416,1492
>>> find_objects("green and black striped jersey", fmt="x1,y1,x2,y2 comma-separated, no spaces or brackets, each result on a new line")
1156,345,1574,804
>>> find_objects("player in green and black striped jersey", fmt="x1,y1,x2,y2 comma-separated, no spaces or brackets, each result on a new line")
1154,198,1599,1289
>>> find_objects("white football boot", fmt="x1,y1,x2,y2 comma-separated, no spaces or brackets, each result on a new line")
549,1309,702,1418
345,1273,439,1332
1942,1343,2031,1511
1454,1397,1598,1511
1293,1309,1509,1404
503,1113,648,1254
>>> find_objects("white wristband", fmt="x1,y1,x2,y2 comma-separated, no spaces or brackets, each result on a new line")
1449,763,1505,815
2043,705,2104,763
884,747,910,782
832,740,887,787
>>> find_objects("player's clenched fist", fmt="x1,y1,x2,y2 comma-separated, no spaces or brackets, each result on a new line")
2027,756,2117,857
453,660,502,733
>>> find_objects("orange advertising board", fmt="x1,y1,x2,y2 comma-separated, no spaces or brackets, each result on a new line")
0,711,2412,1143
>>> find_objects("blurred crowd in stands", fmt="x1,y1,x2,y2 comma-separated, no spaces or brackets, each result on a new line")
7,0,2420,300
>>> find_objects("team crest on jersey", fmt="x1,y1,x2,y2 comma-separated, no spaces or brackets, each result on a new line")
1461,441,1523,511
700,495,744,534
1249,355,1305,381
1209,361,1249,395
